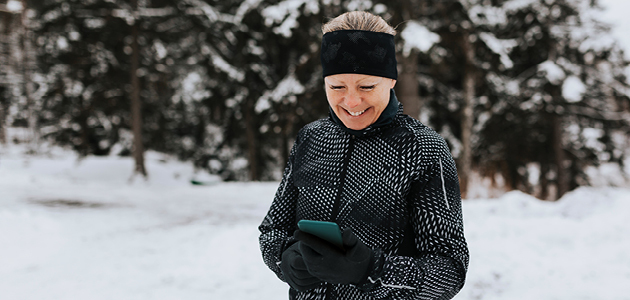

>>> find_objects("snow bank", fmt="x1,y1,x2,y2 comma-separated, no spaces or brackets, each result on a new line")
459,188,630,300
1,142,629,299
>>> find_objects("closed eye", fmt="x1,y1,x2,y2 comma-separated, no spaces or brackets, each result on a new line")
360,85,376,90
330,85,345,90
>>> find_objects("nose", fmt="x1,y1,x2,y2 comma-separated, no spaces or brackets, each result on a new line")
343,89,361,108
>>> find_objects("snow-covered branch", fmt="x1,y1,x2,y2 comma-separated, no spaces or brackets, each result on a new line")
400,21,440,56
479,32,517,69
261,0,320,38
565,105,630,122
255,73,305,113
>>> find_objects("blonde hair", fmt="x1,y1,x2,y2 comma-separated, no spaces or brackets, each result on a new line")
322,11,396,36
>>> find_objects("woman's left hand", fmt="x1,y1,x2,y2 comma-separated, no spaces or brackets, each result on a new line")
295,227,374,285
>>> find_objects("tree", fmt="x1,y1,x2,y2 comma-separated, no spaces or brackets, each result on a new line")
16,0,630,193
0,4,18,145
129,0,146,177
473,0,630,199
382,0,500,198
211,0,327,180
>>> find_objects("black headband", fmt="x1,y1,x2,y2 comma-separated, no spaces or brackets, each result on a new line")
321,30,397,80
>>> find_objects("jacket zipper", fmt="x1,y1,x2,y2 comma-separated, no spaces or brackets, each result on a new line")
326,135,355,300
331,134,355,222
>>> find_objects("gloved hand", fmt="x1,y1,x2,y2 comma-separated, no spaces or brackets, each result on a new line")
280,242,323,291
295,227,374,285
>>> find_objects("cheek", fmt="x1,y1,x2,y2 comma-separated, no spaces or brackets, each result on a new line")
374,89,390,110
325,91,341,107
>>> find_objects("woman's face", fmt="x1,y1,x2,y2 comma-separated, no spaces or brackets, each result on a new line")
325,74,396,130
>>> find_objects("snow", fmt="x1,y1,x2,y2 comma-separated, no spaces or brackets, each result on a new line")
538,60,565,84
562,75,585,103
255,73,305,113
467,5,508,26
400,21,440,56
176,72,211,104
599,0,630,59
56,36,69,51
478,32,518,69
262,0,320,38
582,127,606,153
345,0,374,12
207,50,245,82
6,0,23,12
1,137,630,299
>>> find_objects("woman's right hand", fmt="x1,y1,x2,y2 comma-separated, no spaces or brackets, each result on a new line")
280,242,323,291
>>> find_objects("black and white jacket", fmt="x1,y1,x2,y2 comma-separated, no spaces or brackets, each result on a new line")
259,91,469,300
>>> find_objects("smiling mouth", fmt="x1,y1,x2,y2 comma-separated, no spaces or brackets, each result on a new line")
344,107,368,117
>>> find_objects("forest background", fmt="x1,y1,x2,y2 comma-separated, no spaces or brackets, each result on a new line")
2,0,630,200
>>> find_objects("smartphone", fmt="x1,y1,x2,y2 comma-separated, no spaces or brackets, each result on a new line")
297,220,343,248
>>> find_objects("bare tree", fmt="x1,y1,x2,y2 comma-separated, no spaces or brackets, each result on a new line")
244,97,260,181
0,9,10,145
459,31,476,198
17,0,39,153
130,0,147,177
392,0,422,120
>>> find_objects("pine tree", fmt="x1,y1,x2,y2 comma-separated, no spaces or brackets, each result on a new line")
472,0,630,199
206,0,327,180
375,0,506,197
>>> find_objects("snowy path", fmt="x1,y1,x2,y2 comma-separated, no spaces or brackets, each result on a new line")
1,151,629,299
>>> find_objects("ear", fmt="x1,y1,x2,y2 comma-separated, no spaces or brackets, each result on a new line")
390,79,397,89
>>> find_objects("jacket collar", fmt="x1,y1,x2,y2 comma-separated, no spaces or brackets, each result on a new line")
329,89,403,137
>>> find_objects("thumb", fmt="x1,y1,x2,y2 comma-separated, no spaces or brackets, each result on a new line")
342,227,358,248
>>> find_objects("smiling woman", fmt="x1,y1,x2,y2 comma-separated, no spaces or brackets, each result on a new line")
324,74,395,130
259,11,469,300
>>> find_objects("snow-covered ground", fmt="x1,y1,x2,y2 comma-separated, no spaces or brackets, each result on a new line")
1,140,629,300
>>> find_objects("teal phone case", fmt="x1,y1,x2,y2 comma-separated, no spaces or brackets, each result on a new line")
297,220,343,247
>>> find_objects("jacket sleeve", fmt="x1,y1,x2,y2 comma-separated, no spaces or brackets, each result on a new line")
357,138,469,300
258,133,301,282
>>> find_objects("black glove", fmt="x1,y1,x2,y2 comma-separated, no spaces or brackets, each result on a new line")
295,227,374,285
280,242,323,291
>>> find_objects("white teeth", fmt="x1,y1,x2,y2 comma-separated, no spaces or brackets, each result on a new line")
347,108,367,116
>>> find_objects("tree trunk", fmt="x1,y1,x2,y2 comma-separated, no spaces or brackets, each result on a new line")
539,162,550,200
0,101,6,145
395,51,421,119
459,32,476,199
130,0,147,177
280,110,296,171
392,0,422,120
552,113,568,199
0,12,8,145
20,1,38,153
244,97,260,181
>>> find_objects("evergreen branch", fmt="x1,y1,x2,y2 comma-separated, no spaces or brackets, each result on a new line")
0,4,21,13
565,105,630,122
181,0,221,23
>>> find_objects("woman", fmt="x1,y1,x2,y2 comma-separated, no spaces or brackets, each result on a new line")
259,11,468,300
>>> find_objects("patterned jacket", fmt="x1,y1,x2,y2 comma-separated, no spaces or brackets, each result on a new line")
259,96,469,300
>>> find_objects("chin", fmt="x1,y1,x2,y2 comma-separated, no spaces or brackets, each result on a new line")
343,120,369,130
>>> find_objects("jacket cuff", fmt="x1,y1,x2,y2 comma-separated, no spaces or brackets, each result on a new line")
280,235,298,255
355,248,384,292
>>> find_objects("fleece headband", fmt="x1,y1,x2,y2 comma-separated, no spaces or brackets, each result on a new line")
321,30,397,80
